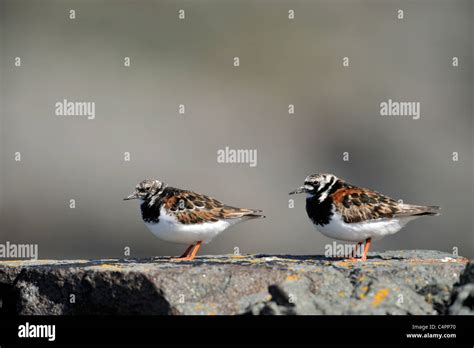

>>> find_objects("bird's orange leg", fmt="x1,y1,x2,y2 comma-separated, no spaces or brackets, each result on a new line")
361,238,372,261
187,241,202,261
176,244,194,259
171,241,202,261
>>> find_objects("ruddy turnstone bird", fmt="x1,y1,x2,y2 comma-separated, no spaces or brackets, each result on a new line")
289,173,440,261
124,179,264,261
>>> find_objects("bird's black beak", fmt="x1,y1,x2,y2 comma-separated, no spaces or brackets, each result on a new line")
124,192,139,200
289,186,307,195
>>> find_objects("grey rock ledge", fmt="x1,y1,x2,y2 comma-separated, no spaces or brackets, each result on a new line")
0,250,471,315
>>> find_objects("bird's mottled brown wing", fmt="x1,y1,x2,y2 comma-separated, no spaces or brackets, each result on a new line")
163,190,264,225
331,183,439,223
331,184,404,223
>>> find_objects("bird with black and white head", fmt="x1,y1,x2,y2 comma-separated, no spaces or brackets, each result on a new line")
290,173,440,261
125,179,265,261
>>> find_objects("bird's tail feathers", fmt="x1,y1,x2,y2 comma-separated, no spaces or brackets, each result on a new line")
401,204,440,217
221,207,266,219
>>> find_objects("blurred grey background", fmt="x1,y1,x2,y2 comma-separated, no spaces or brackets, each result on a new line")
0,0,472,259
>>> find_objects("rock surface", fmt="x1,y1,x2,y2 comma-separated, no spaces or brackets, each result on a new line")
0,250,470,315
448,262,474,315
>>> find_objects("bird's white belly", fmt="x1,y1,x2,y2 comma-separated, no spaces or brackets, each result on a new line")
144,207,235,244
316,213,415,242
